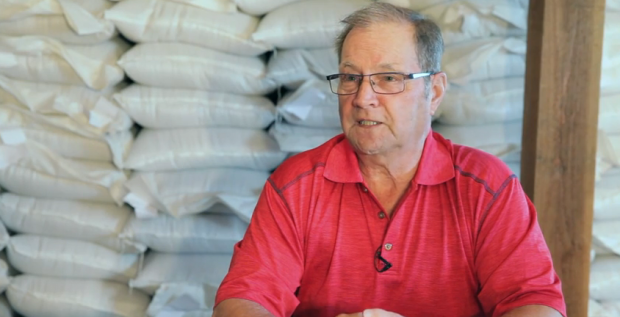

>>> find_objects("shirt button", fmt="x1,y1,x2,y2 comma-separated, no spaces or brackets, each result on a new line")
378,212,386,219
384,243,393,251
362,186,368,193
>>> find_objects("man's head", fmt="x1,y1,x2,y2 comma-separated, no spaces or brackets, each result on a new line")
332,2,447,157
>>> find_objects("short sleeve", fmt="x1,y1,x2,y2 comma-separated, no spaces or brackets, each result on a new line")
214,179,304,317
475,176,567,317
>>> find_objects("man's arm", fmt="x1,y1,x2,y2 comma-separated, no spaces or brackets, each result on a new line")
213,299,275,317
502,305,563,317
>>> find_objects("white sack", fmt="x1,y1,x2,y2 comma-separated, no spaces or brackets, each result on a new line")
432,120,523,162
7,235,139,282
0,0,116,44
601,14,620,95
7,275,150,317
1,104,133,165
130,253,232,295
266,48,338,89
105,0,269,56
269,122,342,153
422,0,527,45
0,296,12,317
443,37,526,86
113,85,275,129
594,169,620,221
600,94,620,134
593,218,620,256
0,260,9,294
125,128,286,172
0,193,145,253
379,0,453,11
610,0,620,11
122,214,247,253
235,0,302,15
277,79,340,128
124,168,268,220
599,131,620,167
0,223,8,253
0,150,127,204
118,43,276,94
148,284,215,317
106,0,237,11
0,76,133,137
591,255,620,301
0,36,128,90
252,0,372,49
437,77,525,125
590,299,620,317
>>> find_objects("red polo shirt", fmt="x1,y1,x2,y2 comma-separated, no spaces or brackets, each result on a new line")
215,131,566,317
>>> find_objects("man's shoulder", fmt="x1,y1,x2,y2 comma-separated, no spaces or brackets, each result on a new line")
449,141,518,195
269,134,345,191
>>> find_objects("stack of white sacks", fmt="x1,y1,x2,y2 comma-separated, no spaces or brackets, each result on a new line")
379,0,529,176
103,0,288,315
0,1,153,316
265,0,371,154
588,3,620,317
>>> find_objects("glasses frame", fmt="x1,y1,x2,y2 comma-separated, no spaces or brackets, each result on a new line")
325,71,436,95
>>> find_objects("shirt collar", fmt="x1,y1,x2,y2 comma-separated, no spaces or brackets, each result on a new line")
323,130,455,186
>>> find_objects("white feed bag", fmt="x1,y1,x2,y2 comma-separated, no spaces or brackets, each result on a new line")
0,105,132,164
0,76,133,137
123,214,247,253
0,223,7,253
438,77,524,125
0,259,8,294
130,253,232,295
235,0,302,15
0,296,12,317
600,94,620,134
118,42,276,94
591,255,620,301
7,235,139,283
124,168,268,220
267,48,338,89
0,193,145,253
105,0,270,56
252,0,372,49
589,299,620,317
0,36,128,90
599,131,620,167
593,218,620,256
443,37,526,86
378,0,453,11
594,168,620,221
147,284,215,317
269,122,342,153
277,79,341,128
113,85,275,129
432,120,523,162
7,275,150,317
601,14,620,95
125,128,286,172
0,150,128,204
422,0,527,45
0,0,116,45
105,0,237,11
610,0,620,11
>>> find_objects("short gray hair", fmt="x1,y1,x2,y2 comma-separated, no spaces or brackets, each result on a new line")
335,2,444,74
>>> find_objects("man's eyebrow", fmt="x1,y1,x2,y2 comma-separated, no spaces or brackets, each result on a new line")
377,63,399,71
340,61,359,71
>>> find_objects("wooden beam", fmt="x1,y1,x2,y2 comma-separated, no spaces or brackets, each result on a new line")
521,0,606,315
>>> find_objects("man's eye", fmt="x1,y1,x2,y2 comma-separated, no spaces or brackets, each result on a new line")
343,75,358,82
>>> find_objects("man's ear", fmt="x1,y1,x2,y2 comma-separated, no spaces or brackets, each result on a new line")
429,72,447,117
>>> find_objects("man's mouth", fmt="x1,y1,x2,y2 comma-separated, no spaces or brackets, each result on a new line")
358,120,381,126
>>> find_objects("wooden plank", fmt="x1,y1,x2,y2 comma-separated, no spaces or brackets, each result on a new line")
521,0,606,315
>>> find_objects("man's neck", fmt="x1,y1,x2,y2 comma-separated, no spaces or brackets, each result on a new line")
357,144,424,184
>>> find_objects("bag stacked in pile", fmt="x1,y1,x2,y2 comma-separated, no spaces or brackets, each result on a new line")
105,0,288,315
0,1,151,316
380,0,529,175
264,0,371,154
590,6,620,316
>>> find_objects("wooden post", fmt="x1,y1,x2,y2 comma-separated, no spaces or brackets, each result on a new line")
521,0,606,316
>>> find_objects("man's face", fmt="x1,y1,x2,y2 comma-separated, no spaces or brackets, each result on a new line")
338,22,442,156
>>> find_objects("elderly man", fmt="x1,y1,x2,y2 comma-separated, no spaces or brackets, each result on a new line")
213,3,566,317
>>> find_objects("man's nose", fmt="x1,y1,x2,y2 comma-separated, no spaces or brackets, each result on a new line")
353,76,378,107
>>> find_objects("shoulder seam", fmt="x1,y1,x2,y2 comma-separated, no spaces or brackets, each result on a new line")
454,165,495,196
267,178,292,212
278,162,326,193
478,174,518,234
